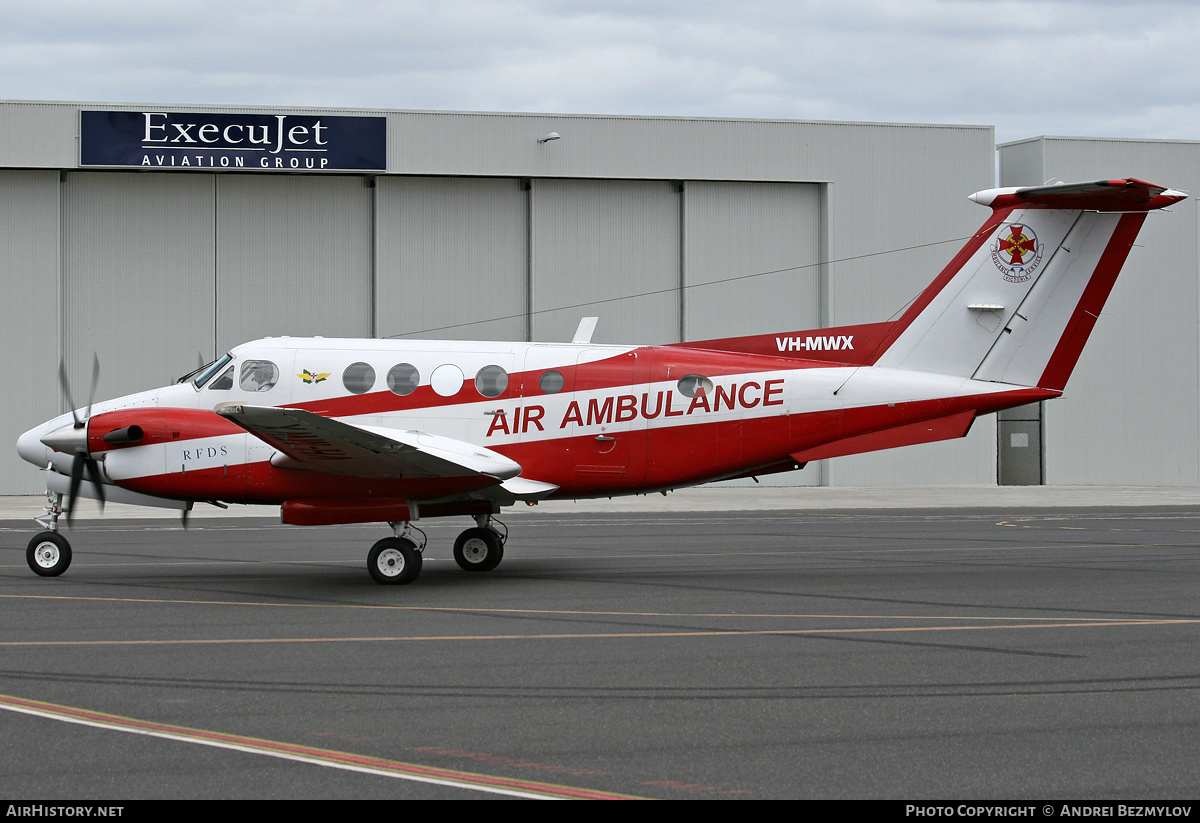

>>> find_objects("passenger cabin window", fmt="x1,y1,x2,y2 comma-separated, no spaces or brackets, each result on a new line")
240,360,279,392
387,363,420,396
539,370,564,394
208,366,234,391
343,362,376,395
677,374,714,398
474,365,508,398
430,364,464,397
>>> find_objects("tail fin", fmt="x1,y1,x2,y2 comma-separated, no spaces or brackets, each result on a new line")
872,179,1185,390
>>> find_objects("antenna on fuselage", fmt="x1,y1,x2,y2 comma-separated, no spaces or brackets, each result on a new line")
572,317,599,344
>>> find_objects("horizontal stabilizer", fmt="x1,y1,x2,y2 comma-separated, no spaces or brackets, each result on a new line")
969,178,1184,212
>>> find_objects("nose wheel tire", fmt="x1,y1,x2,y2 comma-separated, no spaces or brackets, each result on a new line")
453,528,504,572
27,532,72,577
367,537,421,585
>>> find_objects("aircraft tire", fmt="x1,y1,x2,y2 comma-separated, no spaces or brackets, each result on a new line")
367,537,422,585
453,528,504,572
27,532,72,577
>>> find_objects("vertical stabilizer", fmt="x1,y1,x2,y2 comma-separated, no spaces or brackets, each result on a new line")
872,179,1184,390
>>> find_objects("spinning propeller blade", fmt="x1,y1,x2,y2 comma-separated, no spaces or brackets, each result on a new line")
57,355,105,526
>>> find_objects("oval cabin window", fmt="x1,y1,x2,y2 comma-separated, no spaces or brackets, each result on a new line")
474,365,509,398
343,362,376,395
387,363,420,396
676,374,714,398
539,370,565,394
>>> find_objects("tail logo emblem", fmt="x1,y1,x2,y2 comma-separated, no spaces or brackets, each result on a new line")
992,224,1043,283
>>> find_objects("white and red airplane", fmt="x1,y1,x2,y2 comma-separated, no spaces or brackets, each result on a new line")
17,178,1185,584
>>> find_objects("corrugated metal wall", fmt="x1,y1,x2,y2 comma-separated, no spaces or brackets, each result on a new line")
682,181,820,341
531,179,680,345
216,174,373,351
62,172,216,401
999,137,1200,486
376,176,528,342
0,170,61,497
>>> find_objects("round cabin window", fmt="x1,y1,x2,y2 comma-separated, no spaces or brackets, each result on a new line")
474,365,509,398
343,362,376,395
387,363,420,396
539,370,565,394
430,364,464,397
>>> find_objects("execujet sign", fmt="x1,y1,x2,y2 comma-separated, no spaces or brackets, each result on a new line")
80,110,387,172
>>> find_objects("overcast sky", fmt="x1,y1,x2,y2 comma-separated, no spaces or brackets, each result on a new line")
2,0,1197,145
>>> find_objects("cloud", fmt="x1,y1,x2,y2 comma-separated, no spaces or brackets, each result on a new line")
1,0,1198,141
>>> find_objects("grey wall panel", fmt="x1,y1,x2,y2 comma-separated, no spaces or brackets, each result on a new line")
682,181,820,341
828,419,999,486
62,171,216,409
392,110,993,185
376,176,527,341
1000,138,1200,486
824,127,996,330
216,175,372,351
0,102,78,168
531,179,680,345
821,128,998,486
0,171,61,493
998,138,1045,188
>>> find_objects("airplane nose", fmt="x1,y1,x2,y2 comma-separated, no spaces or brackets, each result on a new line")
17,424,51,467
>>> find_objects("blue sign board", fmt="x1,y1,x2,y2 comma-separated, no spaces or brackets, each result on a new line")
80,110,387,172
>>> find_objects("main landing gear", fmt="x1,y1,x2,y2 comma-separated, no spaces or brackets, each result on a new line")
365,515,508,585
453,515,506,573
27,492,71,578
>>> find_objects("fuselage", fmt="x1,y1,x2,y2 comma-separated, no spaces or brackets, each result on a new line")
19,336,1053,508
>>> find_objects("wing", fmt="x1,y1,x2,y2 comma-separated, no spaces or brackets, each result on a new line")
216,404,522,481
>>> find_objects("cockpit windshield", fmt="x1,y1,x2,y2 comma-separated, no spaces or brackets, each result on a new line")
186,354,233,389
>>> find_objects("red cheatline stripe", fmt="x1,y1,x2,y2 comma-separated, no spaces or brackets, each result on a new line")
0,693,642,800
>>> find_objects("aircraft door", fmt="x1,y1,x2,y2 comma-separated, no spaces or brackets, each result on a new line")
569,348,649,488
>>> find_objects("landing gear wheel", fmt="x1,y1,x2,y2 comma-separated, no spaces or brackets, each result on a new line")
453,528,504,572
367,537,422,585
27,532,71,577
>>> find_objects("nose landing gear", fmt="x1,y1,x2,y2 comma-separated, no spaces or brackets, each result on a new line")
27,492,71,578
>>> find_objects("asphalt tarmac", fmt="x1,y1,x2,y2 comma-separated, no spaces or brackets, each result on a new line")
2,504,1199,799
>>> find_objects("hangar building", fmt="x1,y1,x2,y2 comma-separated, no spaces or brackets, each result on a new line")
0,100,1193,495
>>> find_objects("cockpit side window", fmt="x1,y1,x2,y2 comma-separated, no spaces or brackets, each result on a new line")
240,360,279,392
208,366,235,391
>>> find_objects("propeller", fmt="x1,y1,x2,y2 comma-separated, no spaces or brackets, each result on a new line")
50,355,106,525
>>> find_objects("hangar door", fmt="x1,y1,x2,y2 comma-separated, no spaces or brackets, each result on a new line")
375,176,528,342
682,181,821,341
62,172,216,402
531,179,681,345
215,174,372,351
